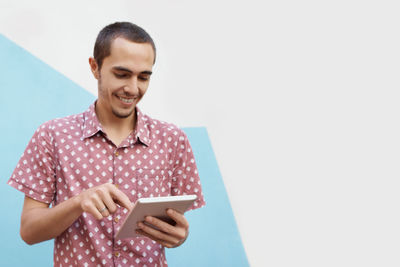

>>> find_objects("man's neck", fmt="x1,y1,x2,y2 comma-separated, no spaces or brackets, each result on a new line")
95,103,136,147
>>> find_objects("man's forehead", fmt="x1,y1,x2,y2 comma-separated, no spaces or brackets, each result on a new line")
102,38,155,72
110,37,154,59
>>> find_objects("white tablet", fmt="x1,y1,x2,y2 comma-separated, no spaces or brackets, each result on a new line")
115,194,197,239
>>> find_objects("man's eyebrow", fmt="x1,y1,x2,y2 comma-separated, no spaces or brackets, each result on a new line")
112,66,152,75
141,71,153,76
112,66,132,73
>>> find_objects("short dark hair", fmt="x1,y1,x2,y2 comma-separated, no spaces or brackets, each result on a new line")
94,22,156,69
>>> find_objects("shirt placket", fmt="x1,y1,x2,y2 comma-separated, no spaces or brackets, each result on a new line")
112,147,122,265
112,143,138,266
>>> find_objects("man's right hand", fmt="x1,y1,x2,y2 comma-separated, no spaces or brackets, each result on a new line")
77,183,133,220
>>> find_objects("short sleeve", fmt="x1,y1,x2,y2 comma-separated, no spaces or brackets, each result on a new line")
7,122,56,204
171,130,205,211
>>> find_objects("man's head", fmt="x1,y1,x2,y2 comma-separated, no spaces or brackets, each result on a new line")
89,22,156,120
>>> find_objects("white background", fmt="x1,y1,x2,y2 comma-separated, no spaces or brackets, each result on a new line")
1,1,400,266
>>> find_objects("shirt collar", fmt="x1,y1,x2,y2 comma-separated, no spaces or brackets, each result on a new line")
81,102,103,139
134,107,151,146
81,102,151,147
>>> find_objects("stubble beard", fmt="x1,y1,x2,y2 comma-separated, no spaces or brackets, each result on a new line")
111,107,134,119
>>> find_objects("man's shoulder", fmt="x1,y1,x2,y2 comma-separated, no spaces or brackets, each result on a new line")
35,111,85,135
142,113,187,139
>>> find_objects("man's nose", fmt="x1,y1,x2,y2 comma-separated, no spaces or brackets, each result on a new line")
123,77,139,96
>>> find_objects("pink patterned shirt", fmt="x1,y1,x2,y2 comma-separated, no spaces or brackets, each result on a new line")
8,103,205,267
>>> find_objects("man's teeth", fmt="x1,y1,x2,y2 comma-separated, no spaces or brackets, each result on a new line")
118,96,134,103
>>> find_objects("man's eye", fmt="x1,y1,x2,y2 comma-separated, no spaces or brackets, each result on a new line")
115,73,128,78
139,76,149,81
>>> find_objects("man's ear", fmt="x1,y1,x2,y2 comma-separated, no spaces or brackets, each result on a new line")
89,57,100,79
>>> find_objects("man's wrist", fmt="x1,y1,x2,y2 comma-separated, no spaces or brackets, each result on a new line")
71,194,83,213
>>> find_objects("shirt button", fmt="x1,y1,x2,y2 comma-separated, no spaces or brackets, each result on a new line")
114,252,120,257
114,217,119,223
115,151,119,156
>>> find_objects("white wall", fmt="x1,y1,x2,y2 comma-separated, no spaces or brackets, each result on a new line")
1,1,400,266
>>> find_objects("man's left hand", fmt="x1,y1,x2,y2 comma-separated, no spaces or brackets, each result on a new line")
136,209,189,248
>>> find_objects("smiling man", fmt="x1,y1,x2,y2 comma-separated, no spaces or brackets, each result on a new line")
7,22,205,267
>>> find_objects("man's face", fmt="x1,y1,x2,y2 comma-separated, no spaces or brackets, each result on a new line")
90,37,154,119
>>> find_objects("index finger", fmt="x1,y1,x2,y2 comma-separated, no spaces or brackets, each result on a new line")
107,184,133,210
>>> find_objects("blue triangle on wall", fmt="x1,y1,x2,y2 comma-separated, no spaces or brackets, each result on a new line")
0,34,248,266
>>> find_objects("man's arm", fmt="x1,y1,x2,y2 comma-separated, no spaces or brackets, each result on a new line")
21,195,82,245
20,183,132,245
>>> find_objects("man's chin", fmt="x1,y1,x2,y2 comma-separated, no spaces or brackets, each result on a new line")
112,108,135,119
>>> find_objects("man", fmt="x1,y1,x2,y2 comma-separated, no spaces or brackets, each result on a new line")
7,22,205,266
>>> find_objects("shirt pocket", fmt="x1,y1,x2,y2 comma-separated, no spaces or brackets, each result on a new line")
136,168,172,199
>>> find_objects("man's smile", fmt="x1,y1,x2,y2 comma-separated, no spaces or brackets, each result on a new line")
117,95,135,104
